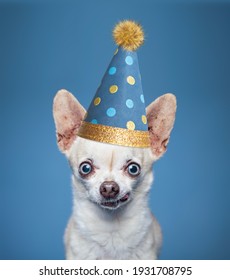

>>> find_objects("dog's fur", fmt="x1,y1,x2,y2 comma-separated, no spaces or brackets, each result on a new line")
53,89,176,259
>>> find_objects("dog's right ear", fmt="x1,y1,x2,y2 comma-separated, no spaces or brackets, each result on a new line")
53,89,86,154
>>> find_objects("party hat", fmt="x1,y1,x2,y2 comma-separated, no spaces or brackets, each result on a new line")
78,20,150,148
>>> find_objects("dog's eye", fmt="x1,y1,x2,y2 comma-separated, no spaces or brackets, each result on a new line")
127,163,141,177
79,162,93,176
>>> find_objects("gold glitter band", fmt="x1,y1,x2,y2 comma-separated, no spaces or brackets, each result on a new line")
77,121,150,148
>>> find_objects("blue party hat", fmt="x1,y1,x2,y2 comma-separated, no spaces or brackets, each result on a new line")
78,20,150,148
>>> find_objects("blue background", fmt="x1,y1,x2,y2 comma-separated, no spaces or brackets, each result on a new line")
1,0,230,260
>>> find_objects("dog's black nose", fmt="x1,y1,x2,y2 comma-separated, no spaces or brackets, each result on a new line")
100,181,120,199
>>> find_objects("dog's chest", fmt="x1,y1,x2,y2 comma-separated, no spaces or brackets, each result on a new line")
78,213,148,259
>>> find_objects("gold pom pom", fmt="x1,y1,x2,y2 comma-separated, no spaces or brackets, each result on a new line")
113,20,144,51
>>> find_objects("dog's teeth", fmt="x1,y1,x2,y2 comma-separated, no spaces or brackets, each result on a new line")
101,193,130,209
102,201,117,207
120,193,129,202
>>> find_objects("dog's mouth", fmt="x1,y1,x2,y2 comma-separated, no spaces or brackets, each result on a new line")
100,193,130,209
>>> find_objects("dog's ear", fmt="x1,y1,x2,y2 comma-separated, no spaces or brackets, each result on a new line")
146,93,177,160
53,89,86,153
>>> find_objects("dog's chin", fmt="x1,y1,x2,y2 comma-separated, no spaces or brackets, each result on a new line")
99,193,131,210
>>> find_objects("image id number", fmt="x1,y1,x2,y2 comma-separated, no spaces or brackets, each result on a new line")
133,266,192,276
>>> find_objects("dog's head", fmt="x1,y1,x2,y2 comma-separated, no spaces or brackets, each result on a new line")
53,90,176,210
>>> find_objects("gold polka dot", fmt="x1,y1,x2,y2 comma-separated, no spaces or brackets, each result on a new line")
114,48,118,55
142,115,147,124
127,76,135,85
94,97,101,106
109,85,118,94
126,121,135,130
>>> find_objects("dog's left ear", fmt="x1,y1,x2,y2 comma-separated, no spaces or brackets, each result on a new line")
146,93,177,160
53,89,86,154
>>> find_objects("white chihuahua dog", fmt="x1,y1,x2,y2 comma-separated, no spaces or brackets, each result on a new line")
53,89,176,259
